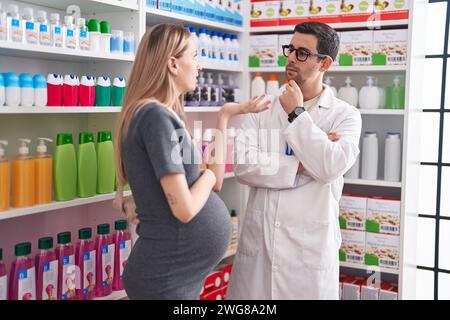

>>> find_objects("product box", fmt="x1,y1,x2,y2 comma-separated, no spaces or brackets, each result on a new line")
278,0,310,26
147,0,157,8
372,29,408,66
224,0,235,25
339,194,367,231
158,0,172,11
201,270,223,296
365,232,400,269
309,0,341,24
249,35,279,67
194,0,207,19
342,276,365,300
361,283,380,300
234,0,244,26
278,34,293,67
339,274,351,300
250,0,280,27
205,0,217,21
374,0,410,20
184,0,197,16
216,0,227,23
218,263,233,286
340,0,374,23
200,287,225,300
339,229,366,265
366,197,401,235
339,30,373,66
379,282,398,300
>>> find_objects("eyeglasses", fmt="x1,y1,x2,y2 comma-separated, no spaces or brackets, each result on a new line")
282,44,331,62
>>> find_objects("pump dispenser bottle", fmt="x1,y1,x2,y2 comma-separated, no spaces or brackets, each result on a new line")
12,139,35,208
337,76,358,107
35,138,53,205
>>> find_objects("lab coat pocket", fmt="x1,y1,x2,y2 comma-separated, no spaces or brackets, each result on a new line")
301,221,338,271
237,208,263,257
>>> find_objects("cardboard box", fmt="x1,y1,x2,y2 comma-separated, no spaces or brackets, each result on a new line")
342,276,365,300
361,283,380,300
340,0,374,22
250,1,280,27
366,197,401,235
374,0,410,20
379,282,398,300
339,30,373,66
234,0,244,26
278,34,293,67
340,229,366,265
249,35,279,67
309,0,341,23
373,29,408,66
278,0,310,25
339,194,367,231
365,232,400,269
339,274,351,300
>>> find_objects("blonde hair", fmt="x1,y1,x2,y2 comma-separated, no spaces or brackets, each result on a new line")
113,24,191,222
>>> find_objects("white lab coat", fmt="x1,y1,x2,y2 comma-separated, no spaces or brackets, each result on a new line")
226,86,362,300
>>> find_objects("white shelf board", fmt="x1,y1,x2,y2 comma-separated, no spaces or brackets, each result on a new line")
94,290,128,301
248,65,407,73
202,63,244,73
146,9,244,33
340,262,399,275
359,109,405,115
185,106,222,113
0,191,132,221
344,178,402,188
18,0,139,13
0,41,134,63
0,107,122,114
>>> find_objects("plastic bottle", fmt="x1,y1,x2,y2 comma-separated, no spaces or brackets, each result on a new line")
112,77,126,107
0,73,5,106
361,132,378,180
206,73,220,106
19,73,34,107
210,31,219,65
386,76,405,110
231,34,240,67
198,28,209,65
205,30,213,62
63,15,76,49
113,220,132,292
266,74,279,96
0,2,6,41
62,74,79,106
0,248,6,300
47,73,63,106
359,76,380,109
12,139,35,208
324,76,338,97
36,10,51,46
95,224,115,297
203,128,214,164
218,33,226,63
35,237,58,300
198,72,210,106
75,228,96,300
6,4,22,43
111,30,124,54
79,75,96,107
100,21,111,54
34,138,53,205
251,73,266,98
33,74,47,107
9,242,36,300
97,131,116,194
218,73,226,105
5,72,20,107
123,31,135,55
87,19,100,52
0,140,10,212
224,34,233,66
374,77,386,109
77,132,97,198
95,76,111,106
77,18,89,51
345,154,360,179
49,13,62,47
189,26,198,56
53,133,77,201
384,133,401,182
337,76,358,107
226,128,236,173
225,74,239,103
22,7,37,45
55,232,76,300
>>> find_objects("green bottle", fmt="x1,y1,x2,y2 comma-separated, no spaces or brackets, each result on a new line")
77,132,97,198
112,77,126,107
97,131,115,194
95,76,111,106
386,76,405,110
54,133,77,201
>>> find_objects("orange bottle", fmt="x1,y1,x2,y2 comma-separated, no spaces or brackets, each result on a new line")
0,140,11,212
35,138,53,205
12,139,35,208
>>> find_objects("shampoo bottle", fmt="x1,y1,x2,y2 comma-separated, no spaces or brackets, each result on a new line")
95,224,115,297
95,76,111,106
47,73,63,106
12,139,35,208
96,131,115,194
35,138,53,205
53,133,76,201
35,237,58,300
359,76,380,109
75,228,96,300
0,248,6,300
337,76,358,107
55,232,76,300
19,73,34,107
9,242,36,300
79,75,96,107
111,77,126,107
0,140,10,212
386,76,405,109
77,132,97,198
112,220,132,292
33,74,47,107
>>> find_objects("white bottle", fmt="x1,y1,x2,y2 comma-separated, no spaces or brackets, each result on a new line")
359,76,380,109
384,133,401,182
224,34,233,66
36,11,51,46
251,73,266,97
338,77,358,107
198,28,209,66
266,74,279,96
231,34,240,67
33,74,47,107
361,132,378,180
374,77,386,109
0,73,5,106
189,26,198,56
22,7,37,45
211,31,220,65
218,33,226,63
4,72,20,107
50,13,62,47
19,73,34,107
345,154,360,179
7,4,22,43
205,30,213,62
63,15,76,49
324,76,338,97
77,18,89,50
0,2,7,41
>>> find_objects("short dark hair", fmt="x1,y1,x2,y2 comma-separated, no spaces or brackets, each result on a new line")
294,22,340,61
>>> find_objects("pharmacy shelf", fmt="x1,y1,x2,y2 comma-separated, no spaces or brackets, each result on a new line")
202,64,244,73
146,9,244,33
248,65,407,73
0,191,132,221
344,178,402,188
18,0,139,13
340,262,399,275
0,41,134,63
185,106,222,113
95,290,128,301
0,107,122,114
359,109,405,115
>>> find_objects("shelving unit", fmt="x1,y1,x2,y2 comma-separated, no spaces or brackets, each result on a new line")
344,178,402,188
248,65,408,73
0,107,123,114
340,262,399,275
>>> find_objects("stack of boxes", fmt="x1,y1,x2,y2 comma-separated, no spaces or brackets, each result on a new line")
200,264,233,300
340,274,399,300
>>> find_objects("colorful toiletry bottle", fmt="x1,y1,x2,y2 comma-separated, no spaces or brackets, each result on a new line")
53,133,77,201
12,139,35,208
35,138,53,205
79,75,96,107
77,132,97,198
55,232,76,300
6,4,23,43
75,228,96,300
113,220,131,292
95,224,115,298
87,19,101,52
0,140,10,212
96,131,115,194
112,77,126,107
63,15,76,49
0,248,6,300
63,74,79,106
33,74,47,107
20,73,34,107
0,73,5,106
387,76,405,110
95,76,111,106
9,242,36,300
5,72,20,107
77,18,89,51
47,73,63,106
35,237,58,300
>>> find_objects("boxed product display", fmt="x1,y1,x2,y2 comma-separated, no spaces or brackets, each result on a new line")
249,34,279,67
249,0,280,27
380,282,399,300
339,0,374,23
278,0,310,26
365,232,400,269
278,34,293,67
361,282,380,300
342,276,365,300
373,29,408,66
309,0,342,23
201,270,223,295
339,194,367,231
339,229,366,265
339,30,373,66
366,197,401,235
374,0,410,20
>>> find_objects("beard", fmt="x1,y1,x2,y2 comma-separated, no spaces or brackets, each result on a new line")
286,67,305,86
